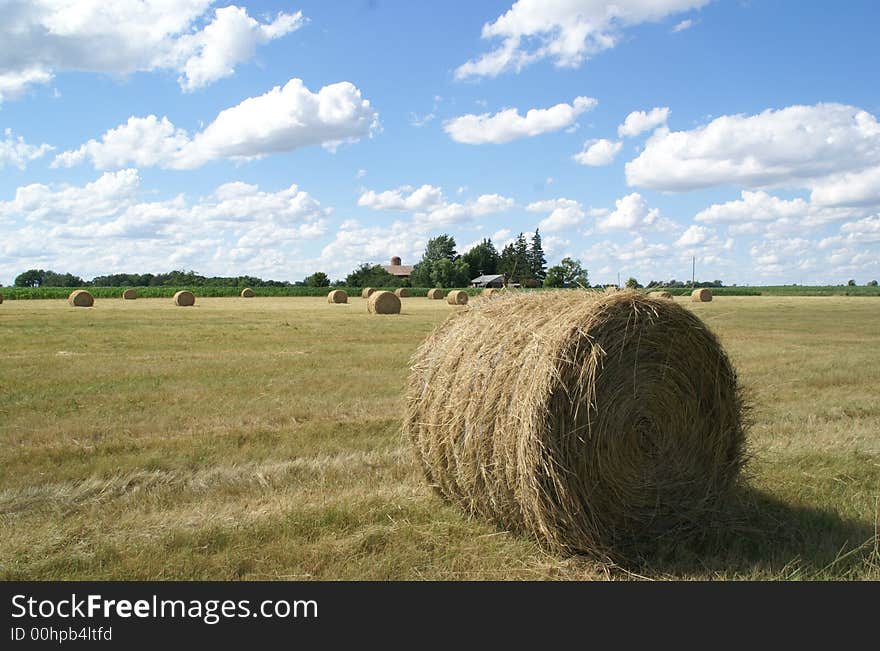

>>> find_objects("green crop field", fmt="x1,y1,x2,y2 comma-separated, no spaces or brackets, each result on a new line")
1,295,878,580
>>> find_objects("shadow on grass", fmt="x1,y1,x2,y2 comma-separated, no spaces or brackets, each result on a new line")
623,486,879,580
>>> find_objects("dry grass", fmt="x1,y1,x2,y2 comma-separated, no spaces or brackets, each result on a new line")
0,296,877,580
173,290,195,307
406,290,745,560
327,290,348,304
446,290,468,305
367,291,401,315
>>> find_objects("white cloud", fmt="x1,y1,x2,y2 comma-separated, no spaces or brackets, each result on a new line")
625,103,880,192
0,66,54,102
596,192,671,232
618,107,670,137
809,165,880,208
53,78,379,170
527,198,585,232
573,138,622,166
0,128,54,169
675,224,712,247
318,220,428,277
671,19,694,32
0,2,303,99
0,170,328,281
455,0,709,79
444,96,596,144
840,215,880,242
358,185,444,211
415,193,515,226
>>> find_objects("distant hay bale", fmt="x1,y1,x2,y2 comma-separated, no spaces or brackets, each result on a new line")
482,288,501,298
405,290,746,559
367,290,401,314
122,288,137,300
241,288,255,298
394,287,411,298
648,290,673,299
523,278,539,288
427,288,445,300
327,289,348,304
361,287,375,299
446,290,468,305
173,290,195,307
691,288,713,302
68,290,94,307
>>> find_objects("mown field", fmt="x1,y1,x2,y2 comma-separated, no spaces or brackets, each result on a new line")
1,295,878,580
3,284,880,300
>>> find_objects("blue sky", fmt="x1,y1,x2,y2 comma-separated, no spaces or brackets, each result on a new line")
1,0,879,285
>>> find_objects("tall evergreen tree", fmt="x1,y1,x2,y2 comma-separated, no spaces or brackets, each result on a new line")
528,228,547,282
461,238,499,278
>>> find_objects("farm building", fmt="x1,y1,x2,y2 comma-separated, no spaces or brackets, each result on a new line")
470,274,505,288
382,256,413,280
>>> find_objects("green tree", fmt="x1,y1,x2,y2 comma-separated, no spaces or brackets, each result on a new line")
847,279,856,286
410,234,466,288
461,239,499,279
14,269,46,287
344,263,401,288
498,233,532,284
528,229,547,282
303,271,330,287
544,257,588,288
625,277,641,289
868,280,878,287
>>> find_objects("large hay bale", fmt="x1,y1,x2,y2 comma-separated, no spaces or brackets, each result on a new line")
122,288,137,300
446,290,468,305
68,290,94,307
367,290,401,314
405,290,745,558
427,288,445,300
648,290,673,299
361,287,375,299
173,290,195,307
394,287,411,298
327,289,348,304
482,288,501,298
691,288,713,302
241,287,255,298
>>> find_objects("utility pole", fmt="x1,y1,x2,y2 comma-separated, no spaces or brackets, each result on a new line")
617,272,620,288
691,256,695,286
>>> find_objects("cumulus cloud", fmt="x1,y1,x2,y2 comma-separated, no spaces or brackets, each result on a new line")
527,198,585,232
675,224,712,247
53,78,379,170
415,193,515,226
357,185,444,211
455,0,709,79
0,128,54,169
596,192,673,232
573,138,622,166
444,96,596,144
0,1,304,99
671,19,694,32
625,103,880,192
618,107,670,137
0,169,328,281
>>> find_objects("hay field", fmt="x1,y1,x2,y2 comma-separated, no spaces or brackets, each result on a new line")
1,296,878,580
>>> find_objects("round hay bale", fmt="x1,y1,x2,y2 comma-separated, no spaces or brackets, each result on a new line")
68,290,94,307
482,288,501,298
122,288,137,300
648,290,673,299
394,287,411,298
523,278,539,288
405,289,745,559
240,287,255,298
446,290,469,305
691,288,713,302
367,290,401,314
427,288,445,300
327,289,349,304
361,287,375,299
173,290,196,307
